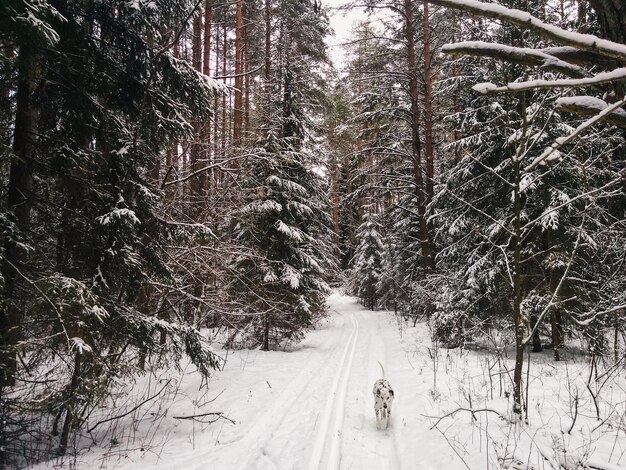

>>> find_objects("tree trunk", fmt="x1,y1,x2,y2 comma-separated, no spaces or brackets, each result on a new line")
213,24,221,186
263,313,270,351
512,155,524,417
588,0,626,46
345,158,356,262
264,0,271,110
203,0,212,190
0,42,11,150
550,307,563,361
233,0,244,147
330,148,341,250
1,45,38,387
243,14,250,134
221,23,228,163
58,353,82,455
422,0,435,204
530,312,543,352
511,93,529,418
190,12,203,205
588,0,625,99
404,0,435,274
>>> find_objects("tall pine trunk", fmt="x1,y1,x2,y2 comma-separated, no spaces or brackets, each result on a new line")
203,0,212,190
1,44,39,387
264,0,271,113
190,12,203,205
422,0,435,204
404,0,435,274
233,0,244,147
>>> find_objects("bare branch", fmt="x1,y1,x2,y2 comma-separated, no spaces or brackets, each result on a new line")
87,380,172,433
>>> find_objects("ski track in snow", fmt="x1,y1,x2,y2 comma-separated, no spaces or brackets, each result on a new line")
307,313,358,470
194,293,411,470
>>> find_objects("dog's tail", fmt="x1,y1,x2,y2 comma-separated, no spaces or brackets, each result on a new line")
377,360,385,378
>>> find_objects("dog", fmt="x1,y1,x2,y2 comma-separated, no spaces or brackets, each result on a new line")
373,361,394,430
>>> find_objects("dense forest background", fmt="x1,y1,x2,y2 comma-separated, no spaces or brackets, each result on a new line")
0,0,624,467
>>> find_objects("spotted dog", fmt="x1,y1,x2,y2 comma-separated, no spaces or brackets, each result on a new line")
373,361,394,430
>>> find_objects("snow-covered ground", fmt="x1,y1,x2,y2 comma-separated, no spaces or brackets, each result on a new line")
35,292,625,469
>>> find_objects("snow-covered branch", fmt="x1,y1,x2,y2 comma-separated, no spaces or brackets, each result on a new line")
442,42,591,79
526,97,626,170
427,0,626,62
556,96,626,128
472,68,626,95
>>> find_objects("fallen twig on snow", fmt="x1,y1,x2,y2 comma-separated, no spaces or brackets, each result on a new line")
172,411,235,424
424,407,510,429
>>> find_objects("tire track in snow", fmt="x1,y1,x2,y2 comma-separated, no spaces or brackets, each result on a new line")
307,313,359,470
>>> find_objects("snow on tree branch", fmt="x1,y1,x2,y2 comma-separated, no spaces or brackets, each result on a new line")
556,96,626,128
427,0,626,62
526,97,626,170
471,67,626,95
442,42,592,79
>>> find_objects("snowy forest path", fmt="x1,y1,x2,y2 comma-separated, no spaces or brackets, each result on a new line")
98,292,461,470
195,292,415,470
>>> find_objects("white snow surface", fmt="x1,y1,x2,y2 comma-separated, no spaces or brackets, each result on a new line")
34,293,626,470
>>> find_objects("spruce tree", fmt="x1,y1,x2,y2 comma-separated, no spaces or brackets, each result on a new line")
352,212,385,310
0,1,223,462
231,128,335,350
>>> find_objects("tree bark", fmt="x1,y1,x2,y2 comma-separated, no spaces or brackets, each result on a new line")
422,0,435,203
213,24,221,186
203,0,212,190
511,93,529,418
190,12,203,204
588,0,626,47
221,23,228,163
233,0,244,146
530,312,543,352
263,313,270,351
512,153,524,416
241,2,250,136
329,145,340,250
265,0,271,96
404,0,435,274
1,45,38,387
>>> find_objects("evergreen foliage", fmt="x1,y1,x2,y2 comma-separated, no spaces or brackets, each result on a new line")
231,129,335,349
352,213,385,310
0,0,223,463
